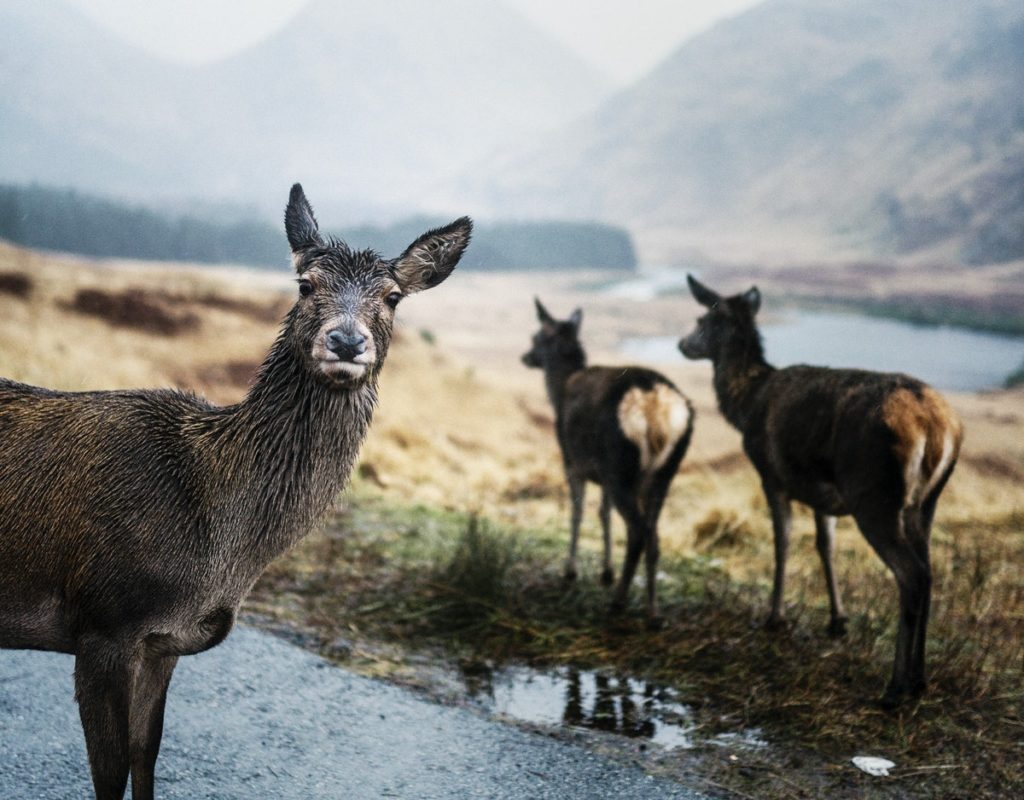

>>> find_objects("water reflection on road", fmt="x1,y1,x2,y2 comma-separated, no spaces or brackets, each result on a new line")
461,663,767,751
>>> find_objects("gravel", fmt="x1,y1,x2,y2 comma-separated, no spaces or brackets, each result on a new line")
0,626,707,799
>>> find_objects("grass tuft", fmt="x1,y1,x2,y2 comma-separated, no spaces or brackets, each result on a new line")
432,515,519,629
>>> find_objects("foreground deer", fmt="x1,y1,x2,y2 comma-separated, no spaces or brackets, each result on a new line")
523,299,694,623
0,184,471,799
679,275,962,705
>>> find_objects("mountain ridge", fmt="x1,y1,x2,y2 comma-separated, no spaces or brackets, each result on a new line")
463,0,1024,265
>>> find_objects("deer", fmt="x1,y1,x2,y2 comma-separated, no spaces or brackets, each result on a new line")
522,299,694,625
0,184,471,800
678,275,962,706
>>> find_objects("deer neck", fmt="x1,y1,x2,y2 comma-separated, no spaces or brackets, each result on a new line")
711,333,773,431
199,325,378,564
543,352,586,414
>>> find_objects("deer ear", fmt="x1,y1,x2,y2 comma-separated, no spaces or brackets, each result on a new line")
392,217,472,294
742,286,761,314
687,274,721,308
535,297,555,324
568,308,583,331
284,183,323,268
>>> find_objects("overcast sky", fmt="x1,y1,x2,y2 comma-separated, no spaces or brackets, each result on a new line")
65,0,761,85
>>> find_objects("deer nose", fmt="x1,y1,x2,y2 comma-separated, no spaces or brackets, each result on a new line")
326,329,366,361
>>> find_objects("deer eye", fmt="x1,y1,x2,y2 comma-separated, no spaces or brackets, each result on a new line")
384,291,402,309
298,280,313,297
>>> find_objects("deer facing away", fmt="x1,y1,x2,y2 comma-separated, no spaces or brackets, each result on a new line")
523,299,694,623
679,275,962,706
0,184,471,800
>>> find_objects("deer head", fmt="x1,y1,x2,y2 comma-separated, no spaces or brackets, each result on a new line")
521,297,585,371
678,274,761,362
284,183,472,387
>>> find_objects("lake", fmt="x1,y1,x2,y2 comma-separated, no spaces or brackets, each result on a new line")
619,309,1024,392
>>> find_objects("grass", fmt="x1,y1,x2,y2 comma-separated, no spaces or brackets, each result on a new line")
4,243,1022,798
248,485,1024,800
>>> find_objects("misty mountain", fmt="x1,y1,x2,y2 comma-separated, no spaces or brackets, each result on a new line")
466,0,1024,265
0,0,609,221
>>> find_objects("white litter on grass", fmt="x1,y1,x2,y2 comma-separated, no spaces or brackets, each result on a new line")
852,756,897,776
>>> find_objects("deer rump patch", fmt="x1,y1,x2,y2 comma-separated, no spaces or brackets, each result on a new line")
616,384,690,473
882,386,962,507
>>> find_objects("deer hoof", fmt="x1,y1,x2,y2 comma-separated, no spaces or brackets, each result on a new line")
646,614,665,631
600,568,615,587
764,614,787,633
827,616,849,638
878,687,906,711
879,678,925,710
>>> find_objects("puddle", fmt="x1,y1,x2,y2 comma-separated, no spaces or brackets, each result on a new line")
460,663,767,751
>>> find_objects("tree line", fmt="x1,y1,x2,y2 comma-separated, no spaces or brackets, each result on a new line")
0,184,636,272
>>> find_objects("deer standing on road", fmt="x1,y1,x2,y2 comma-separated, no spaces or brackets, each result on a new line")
679,275,962,705
0,184,471,799
523,299,694,624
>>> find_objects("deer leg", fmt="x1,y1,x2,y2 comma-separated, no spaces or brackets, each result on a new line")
599,489,614,586
75,642,134,800
643,530,661,625
764,488,792,630
608,488,647,615
854,508,931,706
904,506,933,697
129,655,178,800
564,474,585,581
814,512,848,636
641,473,673,626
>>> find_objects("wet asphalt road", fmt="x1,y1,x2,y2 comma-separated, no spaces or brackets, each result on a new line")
0,627,706,799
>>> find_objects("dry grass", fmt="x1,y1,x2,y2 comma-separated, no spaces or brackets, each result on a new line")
0,271,32,298
2,242,1022,798
0,240,290,401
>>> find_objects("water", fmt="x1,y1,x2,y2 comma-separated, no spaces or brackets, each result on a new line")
461,663,766,751
620,310,1024,392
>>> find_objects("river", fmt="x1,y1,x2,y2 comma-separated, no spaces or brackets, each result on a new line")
620,309,1024,392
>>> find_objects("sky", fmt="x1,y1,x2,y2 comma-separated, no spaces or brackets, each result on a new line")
65,0,762,86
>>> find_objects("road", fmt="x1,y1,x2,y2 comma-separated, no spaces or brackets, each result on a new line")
0,626,706,799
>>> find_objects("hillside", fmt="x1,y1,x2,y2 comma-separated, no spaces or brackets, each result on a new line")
0,0,609,220
466,0,1024,265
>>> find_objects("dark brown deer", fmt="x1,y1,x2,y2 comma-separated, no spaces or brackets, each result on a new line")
0,184,471,799
523,299,694,624
678,275,962,706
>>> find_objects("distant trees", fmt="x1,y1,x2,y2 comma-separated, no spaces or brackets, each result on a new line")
0,184,288,267
0,184,637,272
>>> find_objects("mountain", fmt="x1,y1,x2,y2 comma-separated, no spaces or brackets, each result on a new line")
0,2,190,196
465,0,1024,265
0,0,609,221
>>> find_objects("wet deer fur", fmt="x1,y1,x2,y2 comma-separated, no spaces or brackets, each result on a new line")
0,184,471,799
523,299,694,622
679,275,962,705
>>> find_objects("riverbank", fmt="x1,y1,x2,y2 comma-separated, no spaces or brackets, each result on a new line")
696,258,1024,337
